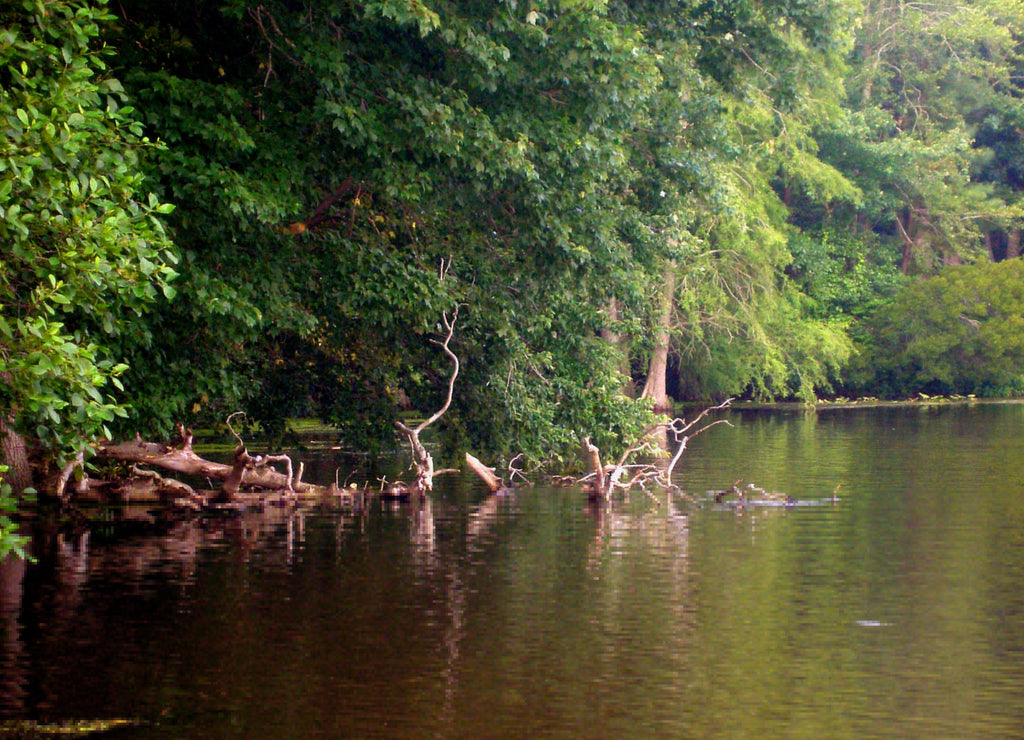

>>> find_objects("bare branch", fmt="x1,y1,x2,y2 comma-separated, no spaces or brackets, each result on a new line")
416,305,460,434
262,454,296,492
393,306,462,496
614,422,668,470
663,399,733,483
508,453,531,485
578,399,733,501
225,411,247,448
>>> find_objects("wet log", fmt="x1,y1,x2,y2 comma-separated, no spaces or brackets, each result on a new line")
95,436,325,495
216,444,252,502
465,453,503,493
582,436,608,501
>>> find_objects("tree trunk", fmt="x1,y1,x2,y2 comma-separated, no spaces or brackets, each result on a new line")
641,267,675,413
601,298,634,396
985,231,999,261
0,415,33,497
898,208,916,274
1008,228,1022,260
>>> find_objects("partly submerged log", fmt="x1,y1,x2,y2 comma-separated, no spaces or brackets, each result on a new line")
465,452,504,493
95,436,325,496
75,466,198,504
581,436,608,501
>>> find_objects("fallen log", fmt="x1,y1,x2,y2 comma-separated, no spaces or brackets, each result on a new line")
71,465,197,504
95,436,326,496
465,452,503,493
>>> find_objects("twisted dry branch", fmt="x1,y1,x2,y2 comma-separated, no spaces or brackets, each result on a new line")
393,306,461,496
581,399,733,501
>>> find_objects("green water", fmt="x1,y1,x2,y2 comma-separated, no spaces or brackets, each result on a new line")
2,403,1024,738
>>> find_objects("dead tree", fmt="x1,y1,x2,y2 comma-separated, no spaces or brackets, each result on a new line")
393,308,460,497
580,399,733,501
96,419,314,500
582,425,666,501
661,399,733,485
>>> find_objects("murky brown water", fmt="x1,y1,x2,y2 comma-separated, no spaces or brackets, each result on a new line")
3,403,1024,738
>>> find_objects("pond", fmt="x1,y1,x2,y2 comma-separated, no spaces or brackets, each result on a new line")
3,403,1024,738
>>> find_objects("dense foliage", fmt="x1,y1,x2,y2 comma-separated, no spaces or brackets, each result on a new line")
2,0,1024,510
0,0,175,501
854,259,1024,397
0,465,27,559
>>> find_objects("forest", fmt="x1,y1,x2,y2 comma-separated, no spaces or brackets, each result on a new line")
3,0,1024,551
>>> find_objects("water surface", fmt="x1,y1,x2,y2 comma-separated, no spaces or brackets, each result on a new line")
2,403,1024,738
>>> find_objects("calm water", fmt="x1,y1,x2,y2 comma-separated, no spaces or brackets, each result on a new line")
3,404,1024,738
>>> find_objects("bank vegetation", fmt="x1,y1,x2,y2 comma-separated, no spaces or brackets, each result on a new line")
4,0,1024,553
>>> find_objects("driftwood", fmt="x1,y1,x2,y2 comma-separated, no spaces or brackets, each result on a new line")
93,388,503,507
91,399,732,510
95,425,324,498
465,452,504,493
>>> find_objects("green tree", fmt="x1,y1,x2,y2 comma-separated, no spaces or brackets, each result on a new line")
99,0,879,465
782,0,1024,400
610,0,859,405
854,259,1024,397
813,0,1023,274
0,0,177,496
